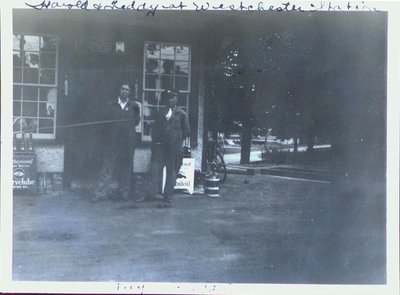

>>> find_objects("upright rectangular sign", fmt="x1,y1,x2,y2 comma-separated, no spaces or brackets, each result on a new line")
13,153,37,192
175,158,195,194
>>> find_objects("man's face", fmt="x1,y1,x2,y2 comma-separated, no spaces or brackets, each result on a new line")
120,85,130,99
168,96,178,108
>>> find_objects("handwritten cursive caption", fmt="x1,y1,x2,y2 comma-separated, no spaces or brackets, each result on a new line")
24,0,380,16
115,282,218,293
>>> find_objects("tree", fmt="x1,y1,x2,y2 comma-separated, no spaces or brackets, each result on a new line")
208,19,337,163
209,34,287,164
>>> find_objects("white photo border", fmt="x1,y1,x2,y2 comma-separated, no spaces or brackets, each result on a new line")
1,1,399,294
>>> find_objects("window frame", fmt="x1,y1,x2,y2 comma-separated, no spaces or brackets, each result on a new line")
13,33,59,140
141,41,191,142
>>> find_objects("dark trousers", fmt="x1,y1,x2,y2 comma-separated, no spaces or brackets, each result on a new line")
147,144,162,197
148,142,182,198
95,146,134,199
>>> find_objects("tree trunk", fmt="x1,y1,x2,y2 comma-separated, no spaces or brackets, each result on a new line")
240,120,252,164
293,137,298,153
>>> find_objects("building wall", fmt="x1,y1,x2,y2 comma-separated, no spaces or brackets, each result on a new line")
13,10,207,186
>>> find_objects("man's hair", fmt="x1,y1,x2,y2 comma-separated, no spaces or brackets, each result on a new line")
120,83,131,90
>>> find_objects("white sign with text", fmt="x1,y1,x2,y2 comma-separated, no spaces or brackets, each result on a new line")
174,158,195,194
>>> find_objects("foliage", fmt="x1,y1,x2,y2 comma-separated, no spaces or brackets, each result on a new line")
209,25,333,147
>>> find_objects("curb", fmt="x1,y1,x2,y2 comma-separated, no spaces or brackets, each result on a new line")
226,166,330,181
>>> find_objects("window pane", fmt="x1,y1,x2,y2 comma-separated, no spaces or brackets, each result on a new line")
160,75,173,90
39,103,47,117
23,35,40,51
146,43,160,59
39,87,57,102
146,59,160,74
177,93,188,107
39,102,55,117
160,60,174,75
13,35,21,50
39,119,54,134
24,118,38,133
40,53,56,68
175,46,189,61
23,68,39,83
14,86,22,100
144,91,160,106
175,61,189,75
22,102,38,117
14,51,22,67
175,76,189,91
23,86,38,101
14,68,22,83
39,69,56,84
14,102,21,116
24,52,40,68
40,36,57,52
161,45,175,59
145,74,159,89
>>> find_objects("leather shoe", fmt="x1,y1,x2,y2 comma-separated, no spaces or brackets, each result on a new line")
163,196,172,203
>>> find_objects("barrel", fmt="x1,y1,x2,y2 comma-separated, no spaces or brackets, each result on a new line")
204,176,220,197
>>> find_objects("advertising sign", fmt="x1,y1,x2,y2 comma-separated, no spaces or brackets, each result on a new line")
174,158,195,194
13,153,37,191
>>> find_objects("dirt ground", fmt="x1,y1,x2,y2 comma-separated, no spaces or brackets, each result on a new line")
12,174,386,284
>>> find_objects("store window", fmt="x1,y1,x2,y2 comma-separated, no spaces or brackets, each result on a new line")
142,42,191,141
13,34,58,139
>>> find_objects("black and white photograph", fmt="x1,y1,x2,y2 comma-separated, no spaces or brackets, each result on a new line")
1,0,399,294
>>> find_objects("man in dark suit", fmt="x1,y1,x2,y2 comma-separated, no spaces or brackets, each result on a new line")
91,83,140,202
146,89,191,203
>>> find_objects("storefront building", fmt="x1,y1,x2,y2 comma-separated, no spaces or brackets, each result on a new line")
13,10,386,193
12,10,221,190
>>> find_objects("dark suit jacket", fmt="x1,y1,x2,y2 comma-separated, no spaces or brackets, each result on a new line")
151,107,191,147
102,98,140,156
